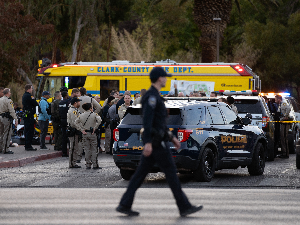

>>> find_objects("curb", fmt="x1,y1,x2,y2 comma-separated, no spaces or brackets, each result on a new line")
0,151,63,168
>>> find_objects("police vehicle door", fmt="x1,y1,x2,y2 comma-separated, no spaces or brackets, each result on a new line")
206,105,250,160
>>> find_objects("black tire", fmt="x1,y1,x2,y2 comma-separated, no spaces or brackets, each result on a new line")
248,142,265,176
120,169,135,180
194,147,215,182
289,128,299,154
296,154,300,169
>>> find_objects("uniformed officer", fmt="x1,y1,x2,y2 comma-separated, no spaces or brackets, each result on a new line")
78,87,101,114
67,97,82,168
75,103,102,169
51,91,62,151
22,84,38,151
0,88,18,154
275,95,292,158
118,94,131,120
116,67,202,217
102,96,115,153
59,91,70,157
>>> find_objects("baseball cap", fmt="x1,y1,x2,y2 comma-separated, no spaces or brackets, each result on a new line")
150,67,172,80
42,91,51,96
71,97,82,105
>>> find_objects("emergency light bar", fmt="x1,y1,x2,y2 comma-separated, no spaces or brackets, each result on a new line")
217,90,256,96
260,93,290,97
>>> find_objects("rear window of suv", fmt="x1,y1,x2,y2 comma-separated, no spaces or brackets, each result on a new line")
234,99,264,114
121,106,206,126
121,108,182,125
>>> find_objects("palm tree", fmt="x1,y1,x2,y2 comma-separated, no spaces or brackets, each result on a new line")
193,0,232,63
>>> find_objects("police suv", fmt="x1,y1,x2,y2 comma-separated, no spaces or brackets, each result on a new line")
113,100,267,182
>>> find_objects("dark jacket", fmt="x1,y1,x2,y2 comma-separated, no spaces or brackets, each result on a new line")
142,86,171,144
59,99,69,126
51,99,61,122
22,92,38,117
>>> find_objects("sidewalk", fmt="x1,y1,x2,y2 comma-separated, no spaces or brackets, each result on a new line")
0,144,62,168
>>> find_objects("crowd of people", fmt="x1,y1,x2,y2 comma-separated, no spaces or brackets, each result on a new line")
0,84,145,169
0,81,292,166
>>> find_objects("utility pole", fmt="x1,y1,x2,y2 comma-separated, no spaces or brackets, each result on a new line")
213,18,221,62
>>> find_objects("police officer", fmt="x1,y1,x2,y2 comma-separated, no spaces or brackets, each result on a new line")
118,94,131,120
22,84,38,151
59,91,70,157
51,91,62,151
67,97,82,168
275,95,291,158
116,67,202,217
75,103,102,169
0,88,18,154
78,87,101,114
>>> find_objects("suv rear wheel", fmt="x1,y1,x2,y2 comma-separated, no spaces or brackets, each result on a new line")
120,169,135,180
194,147,215,182
248,142,265,175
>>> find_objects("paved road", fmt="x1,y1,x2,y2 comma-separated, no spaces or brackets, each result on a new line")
0,152,299,188
1,188,300,225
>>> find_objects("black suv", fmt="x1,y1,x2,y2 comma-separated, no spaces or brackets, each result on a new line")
231,96,276,161
113,101,267,182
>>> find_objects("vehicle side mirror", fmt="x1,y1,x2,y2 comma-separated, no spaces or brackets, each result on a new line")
242,117,251,125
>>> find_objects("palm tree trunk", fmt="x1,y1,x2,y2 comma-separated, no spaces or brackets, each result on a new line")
194,0,232,63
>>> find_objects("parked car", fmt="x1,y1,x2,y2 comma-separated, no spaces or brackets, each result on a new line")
113,101,267,182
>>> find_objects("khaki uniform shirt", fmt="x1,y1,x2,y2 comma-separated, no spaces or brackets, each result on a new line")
78,95,101,114
0,96,17,120
132,97,142,106
278,99,291,119
118,103,130,120
75,111,102,131
67,106,80,128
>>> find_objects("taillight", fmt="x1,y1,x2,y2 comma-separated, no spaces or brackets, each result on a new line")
113,128,119,141
177,129,193,142
262,116,269,128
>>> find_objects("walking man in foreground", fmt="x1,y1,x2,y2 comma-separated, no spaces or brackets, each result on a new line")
116,67,203,217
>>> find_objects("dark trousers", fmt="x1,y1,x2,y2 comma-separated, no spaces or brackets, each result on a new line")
61,125,68,155
38,120,49,148
119,142,192,213
24,116,35,148
52,121,62,150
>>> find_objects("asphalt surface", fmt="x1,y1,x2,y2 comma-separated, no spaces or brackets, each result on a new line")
0,145,299,188
1,188,300,225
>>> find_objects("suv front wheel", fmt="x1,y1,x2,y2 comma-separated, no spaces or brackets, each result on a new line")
248,142,265,175
194,147,215,182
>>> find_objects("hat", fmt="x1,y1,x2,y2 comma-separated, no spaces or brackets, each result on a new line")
71,97,82,105
42,91,51,96
60,86,68,92
150,67,172,80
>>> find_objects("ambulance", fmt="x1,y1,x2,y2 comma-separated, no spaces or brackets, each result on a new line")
36,59,261,104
